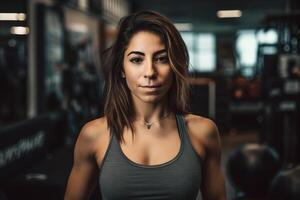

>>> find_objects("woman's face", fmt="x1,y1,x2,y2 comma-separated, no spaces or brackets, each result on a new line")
123,31,173,104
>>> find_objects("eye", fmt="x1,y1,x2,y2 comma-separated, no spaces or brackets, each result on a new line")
154,56,169,64
129,57,143,64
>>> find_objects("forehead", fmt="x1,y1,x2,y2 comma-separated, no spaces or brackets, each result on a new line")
125,31,166,54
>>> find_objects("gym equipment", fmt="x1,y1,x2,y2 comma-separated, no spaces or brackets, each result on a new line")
0,111,67,200
260,12,300,166
227,143,280,198
268,165,300,200
0,111,66,180
0,107,104,200
3,147,73,200
261,54,300,166
0,110,100,200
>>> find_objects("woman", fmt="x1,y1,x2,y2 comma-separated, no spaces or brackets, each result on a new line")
65,10,227,200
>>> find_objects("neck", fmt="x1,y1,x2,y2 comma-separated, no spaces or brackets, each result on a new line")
133,99,171,123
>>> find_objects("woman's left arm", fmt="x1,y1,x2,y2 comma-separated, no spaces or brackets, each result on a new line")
199,119,227,200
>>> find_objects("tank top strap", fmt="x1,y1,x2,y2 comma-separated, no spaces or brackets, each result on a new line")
175,114,202,161
175,114,188,141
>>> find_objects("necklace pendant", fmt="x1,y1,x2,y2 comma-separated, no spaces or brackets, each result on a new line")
144,122,152,129
146,124,151,129
141,113,171,130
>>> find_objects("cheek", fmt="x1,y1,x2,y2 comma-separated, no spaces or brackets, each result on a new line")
125,77,135,91
123,68,140,90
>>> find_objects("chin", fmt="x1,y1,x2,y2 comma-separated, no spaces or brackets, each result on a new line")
136,94,167,104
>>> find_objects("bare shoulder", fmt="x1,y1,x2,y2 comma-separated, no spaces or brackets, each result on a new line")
184,114,220,153
75,117,111,159
184,114,218,136
78,117,109,142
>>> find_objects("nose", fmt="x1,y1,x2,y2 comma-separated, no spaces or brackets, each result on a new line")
144,59,157,79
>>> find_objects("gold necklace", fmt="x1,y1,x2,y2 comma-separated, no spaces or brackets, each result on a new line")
142,113,171,130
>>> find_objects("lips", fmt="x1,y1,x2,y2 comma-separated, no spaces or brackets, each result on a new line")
140,85,162,88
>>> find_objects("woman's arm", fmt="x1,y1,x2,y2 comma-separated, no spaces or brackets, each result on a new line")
64,123,100,200
187,115,227,200
200,119,226,200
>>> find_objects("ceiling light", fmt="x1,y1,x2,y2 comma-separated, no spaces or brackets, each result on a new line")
10,26,30,35
217,10,242,18
0,13,26,21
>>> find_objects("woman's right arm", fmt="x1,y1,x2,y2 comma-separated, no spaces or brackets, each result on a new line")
64,123,100,200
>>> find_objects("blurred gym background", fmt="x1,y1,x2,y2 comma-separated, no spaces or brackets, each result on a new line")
1,0,300,199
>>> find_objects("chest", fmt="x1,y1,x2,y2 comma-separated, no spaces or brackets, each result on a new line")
99,138,202,200
119,128,181,166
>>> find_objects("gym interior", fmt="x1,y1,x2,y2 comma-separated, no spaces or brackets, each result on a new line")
1,0,300,199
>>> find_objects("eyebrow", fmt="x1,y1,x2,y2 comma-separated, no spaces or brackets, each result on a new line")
127,51,144,56
127,49,167,57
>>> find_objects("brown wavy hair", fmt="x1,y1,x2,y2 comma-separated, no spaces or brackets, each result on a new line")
101,10,190,142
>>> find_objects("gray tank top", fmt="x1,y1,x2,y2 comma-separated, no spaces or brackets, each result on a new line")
99,114,203,200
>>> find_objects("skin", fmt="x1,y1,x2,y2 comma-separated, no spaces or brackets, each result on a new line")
64,31,226,200
123,31,173,107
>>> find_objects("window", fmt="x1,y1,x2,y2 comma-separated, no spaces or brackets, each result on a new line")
181,32,216,72
236,30,258,68
236,29,278,77
257,29,278,44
